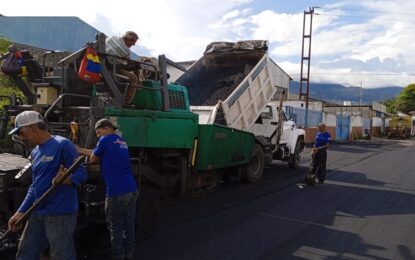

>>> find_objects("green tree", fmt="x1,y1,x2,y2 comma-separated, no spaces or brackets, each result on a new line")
395,83,415,114
0,37,23,108
0,37,11,51
382,97,397,114
0,37,23,151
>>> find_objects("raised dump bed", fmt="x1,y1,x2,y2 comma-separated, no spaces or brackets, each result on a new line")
176,41,290,131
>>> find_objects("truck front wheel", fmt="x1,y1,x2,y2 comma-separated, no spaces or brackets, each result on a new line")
242,144,264,183
288,140,302,169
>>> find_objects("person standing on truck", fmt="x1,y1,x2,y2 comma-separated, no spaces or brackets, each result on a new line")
106,31,140,106
78,118,138,260
311,122,331,184
7,111,86,260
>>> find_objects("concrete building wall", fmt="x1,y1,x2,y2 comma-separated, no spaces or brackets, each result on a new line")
351,115,363,139
372,117,383,127
372,102,387,114
304,127,318,144
372,117,383,136
323,112,337,141
324,113,337,127
283,100,322,111
351,115,363,127
323,106,372,117
385,118,391,127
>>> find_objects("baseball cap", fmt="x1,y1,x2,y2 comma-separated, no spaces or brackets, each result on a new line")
95,118,119,130
9,111,44,135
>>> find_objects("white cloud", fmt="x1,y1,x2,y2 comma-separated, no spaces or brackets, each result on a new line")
2,0,255,60
222,10,241,21
242,1,415,88
2,0,415,88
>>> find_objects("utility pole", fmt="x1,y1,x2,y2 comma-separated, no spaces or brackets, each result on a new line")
359,81,363,117
299,6,317,127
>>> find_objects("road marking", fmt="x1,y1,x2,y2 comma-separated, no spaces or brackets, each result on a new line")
292,245,389,260
326,180,415,195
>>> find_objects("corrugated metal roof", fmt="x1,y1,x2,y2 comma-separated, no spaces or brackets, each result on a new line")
0,16,139,60
0,16,98,52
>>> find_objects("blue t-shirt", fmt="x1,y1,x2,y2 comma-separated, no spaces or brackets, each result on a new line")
18,136,86,215
93,134,138,197
315,131,331,148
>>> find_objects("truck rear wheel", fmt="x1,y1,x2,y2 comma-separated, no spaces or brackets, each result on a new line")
288,140,302,169
242,144,264,183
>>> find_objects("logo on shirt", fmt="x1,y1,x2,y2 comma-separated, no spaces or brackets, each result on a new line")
40,155,54,163
114,139,128,149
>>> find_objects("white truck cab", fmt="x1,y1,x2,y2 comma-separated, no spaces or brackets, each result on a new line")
249,102,305,168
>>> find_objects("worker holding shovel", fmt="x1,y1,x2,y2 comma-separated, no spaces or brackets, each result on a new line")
7,111,86,260
310,123,331,184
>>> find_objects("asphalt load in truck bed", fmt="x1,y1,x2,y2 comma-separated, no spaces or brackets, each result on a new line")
176,52,263,106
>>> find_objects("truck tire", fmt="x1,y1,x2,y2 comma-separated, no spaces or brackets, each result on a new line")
288,140,302,169
242,144,264,183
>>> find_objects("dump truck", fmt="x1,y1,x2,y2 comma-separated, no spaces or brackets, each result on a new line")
176,41,305,172
0,36,302,254
387,115,412,139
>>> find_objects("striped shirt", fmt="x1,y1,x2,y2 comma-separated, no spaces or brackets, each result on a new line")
105,36,130,64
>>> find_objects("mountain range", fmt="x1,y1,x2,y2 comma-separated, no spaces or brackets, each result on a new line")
289,82,402,104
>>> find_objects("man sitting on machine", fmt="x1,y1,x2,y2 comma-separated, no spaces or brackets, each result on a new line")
105,31,140,106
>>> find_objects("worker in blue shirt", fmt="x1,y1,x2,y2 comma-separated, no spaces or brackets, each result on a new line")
78,118,138,260
7,111,86,260
311,122,331,184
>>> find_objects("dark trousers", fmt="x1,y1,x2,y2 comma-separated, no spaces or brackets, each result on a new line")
105,191,139,260
311,149,327,181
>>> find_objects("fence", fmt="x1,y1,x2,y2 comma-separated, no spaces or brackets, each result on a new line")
285,106,322,127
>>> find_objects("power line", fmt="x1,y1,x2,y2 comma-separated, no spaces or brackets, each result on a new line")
316,13,415,23
321,7,415,17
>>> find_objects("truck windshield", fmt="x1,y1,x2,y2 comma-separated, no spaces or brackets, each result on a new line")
261,106,272,119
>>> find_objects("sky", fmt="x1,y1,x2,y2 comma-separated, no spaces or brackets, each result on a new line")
2,0,415,89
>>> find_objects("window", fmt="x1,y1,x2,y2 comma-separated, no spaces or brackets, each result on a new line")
261,106,273,119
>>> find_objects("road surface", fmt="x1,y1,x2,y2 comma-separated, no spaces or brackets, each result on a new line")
136,138,415,260
2,138,414,260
